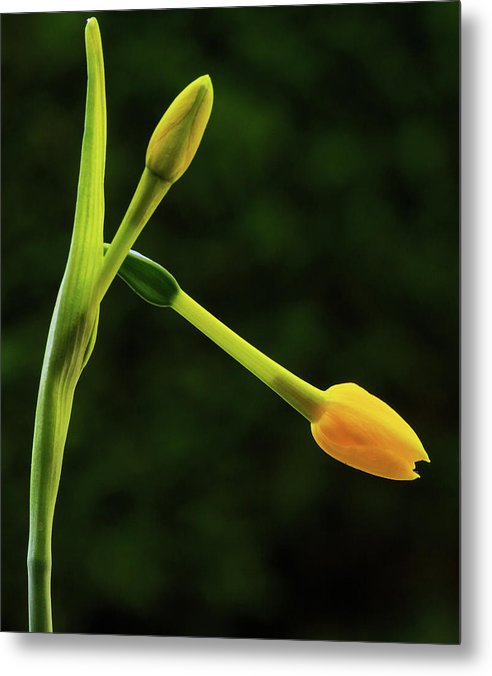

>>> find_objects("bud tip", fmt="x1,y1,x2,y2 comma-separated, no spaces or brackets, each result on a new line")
145,73,214,184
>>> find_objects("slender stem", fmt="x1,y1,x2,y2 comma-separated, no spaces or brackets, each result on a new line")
172,290,326,421
97,168,170,303
28,368,76,632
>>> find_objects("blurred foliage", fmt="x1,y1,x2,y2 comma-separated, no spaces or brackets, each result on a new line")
1,2,459,642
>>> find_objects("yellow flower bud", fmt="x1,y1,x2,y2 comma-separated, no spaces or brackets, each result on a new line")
311,383,430,480
111,248,430,484
145,74,213,184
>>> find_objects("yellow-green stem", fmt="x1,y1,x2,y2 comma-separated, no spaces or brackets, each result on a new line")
28,376,75,632
28,17,106,632
97,167,170,303
172,290,326,421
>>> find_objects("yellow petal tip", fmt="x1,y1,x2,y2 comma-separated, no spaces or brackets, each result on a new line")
310,383,429,481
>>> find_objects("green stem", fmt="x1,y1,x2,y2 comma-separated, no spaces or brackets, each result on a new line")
172,290,326,421
28,17,106,632
97,167,170,303
28,368,76,632
28,553,52,632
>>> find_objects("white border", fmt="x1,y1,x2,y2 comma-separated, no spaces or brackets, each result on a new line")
3,0,492,674
0,0,463,13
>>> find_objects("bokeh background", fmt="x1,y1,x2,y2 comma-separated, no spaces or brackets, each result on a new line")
2,2,459,642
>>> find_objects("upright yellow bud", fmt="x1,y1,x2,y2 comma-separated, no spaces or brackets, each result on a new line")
311,383,430,480
145,74,213,184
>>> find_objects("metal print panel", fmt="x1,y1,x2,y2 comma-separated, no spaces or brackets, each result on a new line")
1,1,459,642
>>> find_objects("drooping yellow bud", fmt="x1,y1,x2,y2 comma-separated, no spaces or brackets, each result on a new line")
111,247,430,483
311,383,429,480
145,74,213,184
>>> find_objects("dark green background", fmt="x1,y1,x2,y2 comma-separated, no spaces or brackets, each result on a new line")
1,2,459,642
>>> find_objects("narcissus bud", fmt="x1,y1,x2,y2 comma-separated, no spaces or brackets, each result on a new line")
311,383,430,480
112,249,430,482
98,76,213,302
103,245,180,307
145,74,213,184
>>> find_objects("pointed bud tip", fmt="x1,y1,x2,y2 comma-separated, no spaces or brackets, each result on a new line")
186,74,213,108
200,74,213,92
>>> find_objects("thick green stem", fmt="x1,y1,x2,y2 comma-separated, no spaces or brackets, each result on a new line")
28,367,77,632
172,290,326,421
27,553,53,632
27,17,106,632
